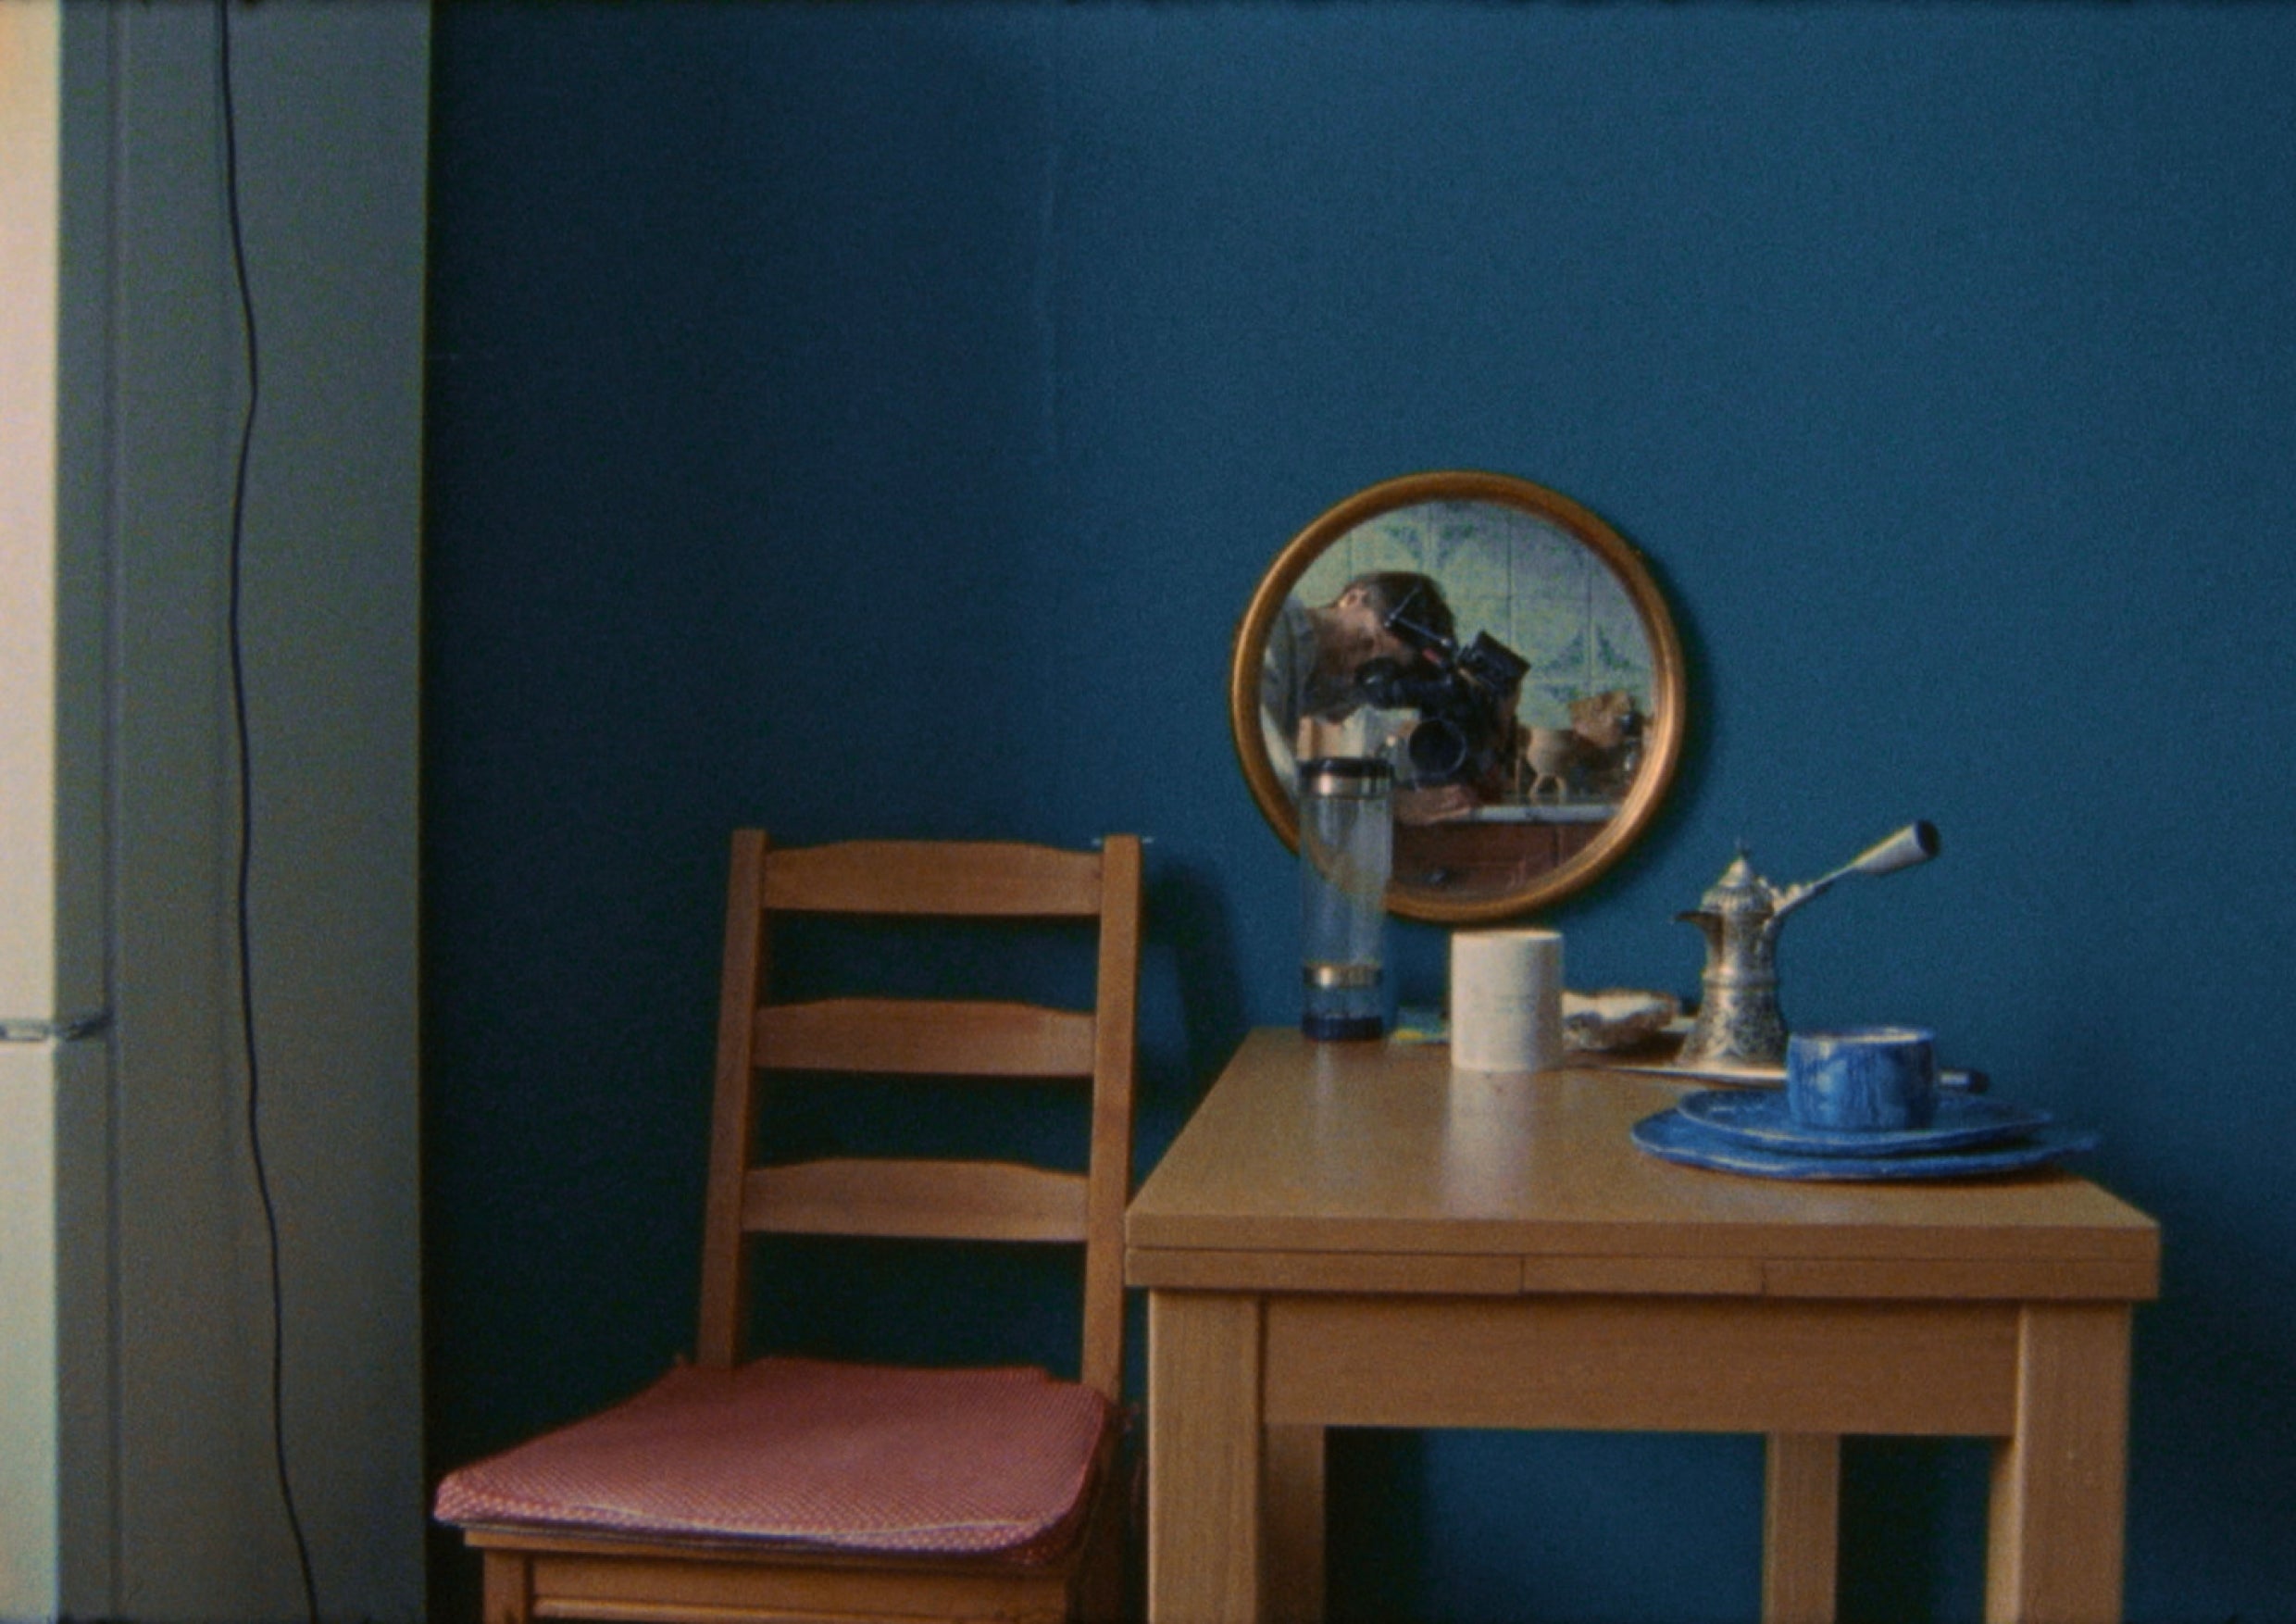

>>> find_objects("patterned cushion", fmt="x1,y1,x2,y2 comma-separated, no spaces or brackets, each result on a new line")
433,1357,1112,1559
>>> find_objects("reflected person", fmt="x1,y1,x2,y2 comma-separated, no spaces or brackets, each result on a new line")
1260,571,1475,822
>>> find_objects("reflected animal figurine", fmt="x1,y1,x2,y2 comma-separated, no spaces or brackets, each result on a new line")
1569,689,1639,751
1519,691,1643,801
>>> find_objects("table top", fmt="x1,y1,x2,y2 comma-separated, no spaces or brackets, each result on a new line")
1127,1030,2158,1301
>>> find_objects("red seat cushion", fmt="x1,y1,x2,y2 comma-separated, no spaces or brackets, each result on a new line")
433,1357,1113,1559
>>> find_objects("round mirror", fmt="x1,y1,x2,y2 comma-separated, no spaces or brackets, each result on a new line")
1230,470,1686,924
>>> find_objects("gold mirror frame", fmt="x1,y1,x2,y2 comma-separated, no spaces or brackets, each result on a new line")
1229,470,1686,925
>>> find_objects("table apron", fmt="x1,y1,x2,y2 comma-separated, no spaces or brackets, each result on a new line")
1262,1293,2022,1435
1127,1246,2155,1301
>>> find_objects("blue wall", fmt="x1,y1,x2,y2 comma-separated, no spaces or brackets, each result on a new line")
422,6,2296,1619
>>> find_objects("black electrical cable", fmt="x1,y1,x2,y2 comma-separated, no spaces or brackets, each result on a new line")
218,6,321,1620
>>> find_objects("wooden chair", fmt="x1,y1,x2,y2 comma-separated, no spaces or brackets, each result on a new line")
436,831,1144,1624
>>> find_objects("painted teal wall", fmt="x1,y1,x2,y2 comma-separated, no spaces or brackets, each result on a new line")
422,6,2296,1619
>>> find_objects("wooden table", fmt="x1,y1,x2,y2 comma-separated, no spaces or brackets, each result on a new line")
1126,1031,2158,1624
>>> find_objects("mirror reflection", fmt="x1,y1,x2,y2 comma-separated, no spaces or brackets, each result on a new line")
1233,473,1684,922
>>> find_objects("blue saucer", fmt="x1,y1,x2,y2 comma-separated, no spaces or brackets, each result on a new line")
1631,1107,2101,1181
1673,1088,2052,1157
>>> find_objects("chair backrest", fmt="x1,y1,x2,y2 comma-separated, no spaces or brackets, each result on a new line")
695,831,1143,1402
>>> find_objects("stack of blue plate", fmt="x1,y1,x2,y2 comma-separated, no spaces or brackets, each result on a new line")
1631,1088,2100,1181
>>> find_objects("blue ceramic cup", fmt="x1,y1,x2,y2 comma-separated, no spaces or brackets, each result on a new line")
1785,1027,1938,1131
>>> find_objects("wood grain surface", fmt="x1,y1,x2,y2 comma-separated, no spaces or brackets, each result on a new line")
1128,1030,2158,1297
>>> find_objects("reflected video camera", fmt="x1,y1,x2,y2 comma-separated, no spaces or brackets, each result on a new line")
1354,587,1530,790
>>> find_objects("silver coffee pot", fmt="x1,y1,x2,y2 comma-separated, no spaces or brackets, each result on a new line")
1675,822,1940,1069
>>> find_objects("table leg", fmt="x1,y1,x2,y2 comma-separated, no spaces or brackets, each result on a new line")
1149,1291,1266,1624
1763,1432,1841,1624
1266,1424,1326,1624
1985,1303,2133,1624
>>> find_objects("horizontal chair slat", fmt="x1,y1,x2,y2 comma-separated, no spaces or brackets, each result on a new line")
755,999,1095,1077
762,841,1103,918
742,1157,1091,1243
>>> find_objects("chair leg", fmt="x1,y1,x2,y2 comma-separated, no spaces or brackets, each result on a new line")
1079,1534,1124,1623
482,1550,534,1624
1074,1465,1131,1624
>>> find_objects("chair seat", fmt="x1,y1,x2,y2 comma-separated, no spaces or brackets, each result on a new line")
434,1357,1114,1561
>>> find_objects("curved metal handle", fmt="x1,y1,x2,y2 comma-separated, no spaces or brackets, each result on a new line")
1773,822,1940,920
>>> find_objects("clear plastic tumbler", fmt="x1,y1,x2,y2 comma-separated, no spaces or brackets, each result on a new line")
1299,756,1393,1042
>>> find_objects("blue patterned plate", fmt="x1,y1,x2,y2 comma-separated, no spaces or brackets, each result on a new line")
1672,1088,2051,1157
1630,1107,2101,1181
